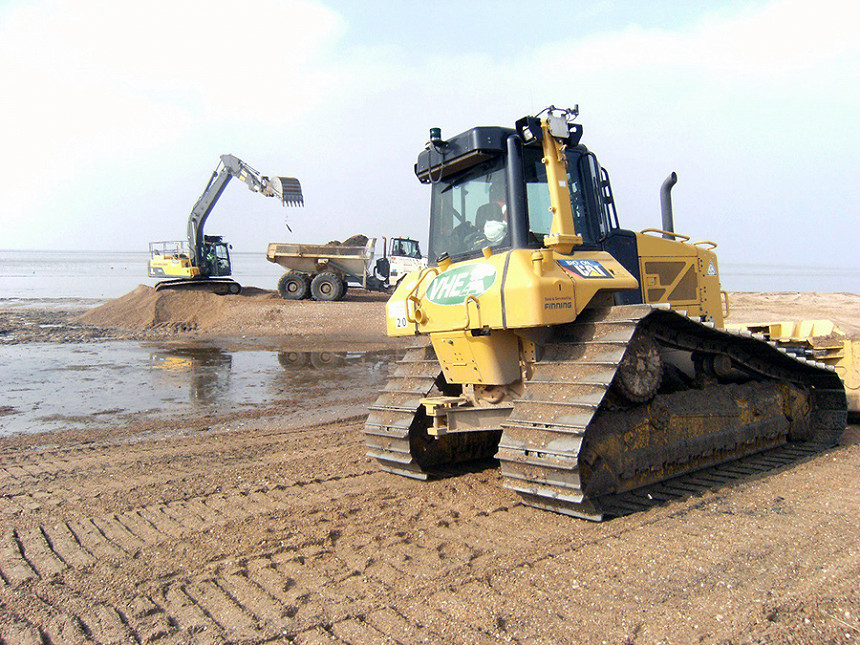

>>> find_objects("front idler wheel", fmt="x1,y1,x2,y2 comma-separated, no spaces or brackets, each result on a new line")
612,333,663,404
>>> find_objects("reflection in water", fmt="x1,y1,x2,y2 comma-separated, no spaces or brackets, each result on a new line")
279,351,344,369
0,341,408,437
149,346,233,404
273,349,407,394
277,349,405,371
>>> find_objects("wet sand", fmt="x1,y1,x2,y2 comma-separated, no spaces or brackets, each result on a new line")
0,290,857,643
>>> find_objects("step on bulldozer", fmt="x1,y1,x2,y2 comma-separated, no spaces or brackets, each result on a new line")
364,106,848,520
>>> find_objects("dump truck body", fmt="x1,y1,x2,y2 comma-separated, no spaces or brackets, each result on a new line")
266,238,383,301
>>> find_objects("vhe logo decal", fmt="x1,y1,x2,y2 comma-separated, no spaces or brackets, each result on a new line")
425,264,497,306
706,261,717,276
557,259,612,279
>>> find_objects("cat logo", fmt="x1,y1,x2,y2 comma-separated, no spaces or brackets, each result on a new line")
557,259,612,279
706,261,717,277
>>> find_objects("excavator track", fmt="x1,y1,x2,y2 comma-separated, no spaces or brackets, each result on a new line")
497,305,846,520
155,278,241,295
365,305,846,520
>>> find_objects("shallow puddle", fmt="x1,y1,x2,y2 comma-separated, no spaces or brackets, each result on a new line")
0,341,400,436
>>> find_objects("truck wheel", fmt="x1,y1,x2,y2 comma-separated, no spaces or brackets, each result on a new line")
310,272,344,301
338,279,349,301
278,351,308,368
310,351,344,368
278,272,310,300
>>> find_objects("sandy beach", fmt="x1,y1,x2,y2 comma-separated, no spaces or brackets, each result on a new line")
0,288,857,643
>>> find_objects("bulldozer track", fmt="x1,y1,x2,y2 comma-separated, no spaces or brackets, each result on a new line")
366,305,846,521
364,344,440,479
498,304,846,519
593,439,831,517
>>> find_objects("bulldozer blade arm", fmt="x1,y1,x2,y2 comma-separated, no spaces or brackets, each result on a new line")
275,177,304,207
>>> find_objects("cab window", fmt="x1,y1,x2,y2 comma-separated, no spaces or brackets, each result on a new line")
523,148,592,244
429,159,511,260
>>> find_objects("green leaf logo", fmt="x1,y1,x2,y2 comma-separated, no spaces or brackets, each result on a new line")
425,264,497,306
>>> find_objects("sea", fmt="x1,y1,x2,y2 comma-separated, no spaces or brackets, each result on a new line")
0,249,858,303
0,250,284,303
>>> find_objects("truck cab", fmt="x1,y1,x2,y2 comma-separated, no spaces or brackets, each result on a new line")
388,236,427,286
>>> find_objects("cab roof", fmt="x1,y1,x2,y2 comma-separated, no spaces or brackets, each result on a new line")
414,126,514,184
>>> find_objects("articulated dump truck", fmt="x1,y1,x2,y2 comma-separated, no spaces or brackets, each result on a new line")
364,106,848,520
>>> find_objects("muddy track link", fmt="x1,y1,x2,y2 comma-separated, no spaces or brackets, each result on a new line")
497,305,846,519
364,344,440,479
595,439,832,518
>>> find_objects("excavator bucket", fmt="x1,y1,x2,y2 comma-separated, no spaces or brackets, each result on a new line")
273,177,304,207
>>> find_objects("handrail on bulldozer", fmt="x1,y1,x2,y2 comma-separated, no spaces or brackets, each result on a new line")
405,267,439,324
641,228,691,243
462,295,481,330
694,240,718,250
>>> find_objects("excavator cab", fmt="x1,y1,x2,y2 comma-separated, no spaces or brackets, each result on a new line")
201,236,232,277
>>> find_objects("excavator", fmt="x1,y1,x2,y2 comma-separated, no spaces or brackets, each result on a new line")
148,154,303,294
364,106,849,520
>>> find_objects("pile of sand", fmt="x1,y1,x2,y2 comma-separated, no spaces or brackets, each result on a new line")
77,285,161,330
74,284,393,345
76,285,278,331
325,234,369,247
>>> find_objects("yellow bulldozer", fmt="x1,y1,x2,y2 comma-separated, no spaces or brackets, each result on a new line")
364,106,850,520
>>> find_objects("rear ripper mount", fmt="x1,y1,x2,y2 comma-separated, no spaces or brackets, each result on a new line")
365,305,846,520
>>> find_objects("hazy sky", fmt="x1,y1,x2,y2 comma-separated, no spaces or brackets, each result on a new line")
0,0,857,271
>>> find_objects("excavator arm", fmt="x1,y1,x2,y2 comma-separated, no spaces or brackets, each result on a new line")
186,154,303,267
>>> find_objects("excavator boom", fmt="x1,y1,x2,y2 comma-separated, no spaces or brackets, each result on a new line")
186,154,303,270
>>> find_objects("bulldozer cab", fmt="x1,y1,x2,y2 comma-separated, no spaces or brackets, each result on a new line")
419,127,619,264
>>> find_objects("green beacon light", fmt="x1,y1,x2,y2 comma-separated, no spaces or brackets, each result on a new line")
429,127,443,145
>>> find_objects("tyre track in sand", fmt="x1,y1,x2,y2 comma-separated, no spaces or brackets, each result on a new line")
0,413,857,644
